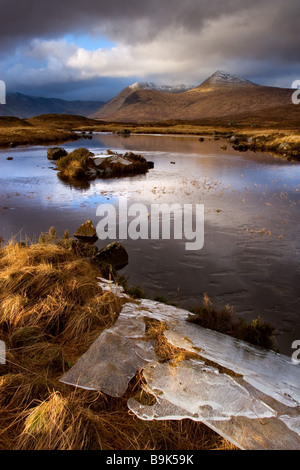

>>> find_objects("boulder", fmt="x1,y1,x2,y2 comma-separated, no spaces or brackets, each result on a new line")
95,153,149,178
73,220,98,244
278,142,291,152
47,147,68,161
229,135,239,144
95,242,128,270
232,143,249,152
115,129,131,136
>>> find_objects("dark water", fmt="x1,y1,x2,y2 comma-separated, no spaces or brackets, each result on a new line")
1,133,300,355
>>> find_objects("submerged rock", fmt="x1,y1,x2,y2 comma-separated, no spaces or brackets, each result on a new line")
73,220,98,244
95,242,128,269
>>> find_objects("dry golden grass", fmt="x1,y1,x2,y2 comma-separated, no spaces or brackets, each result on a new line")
0,112,299,153
0,230,233,450
0,126,79,148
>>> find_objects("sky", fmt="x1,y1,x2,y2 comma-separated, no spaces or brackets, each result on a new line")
0,0,299,102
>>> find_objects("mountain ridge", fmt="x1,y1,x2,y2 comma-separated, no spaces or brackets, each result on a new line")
0,92,105,119
91,71,295,123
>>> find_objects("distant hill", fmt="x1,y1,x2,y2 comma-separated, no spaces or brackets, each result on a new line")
26,114,101,128
0,92,105,119
90,71,298,125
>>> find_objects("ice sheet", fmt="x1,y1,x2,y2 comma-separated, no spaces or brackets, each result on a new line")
60,279,300,448
163,323,300,408
128,360,275,421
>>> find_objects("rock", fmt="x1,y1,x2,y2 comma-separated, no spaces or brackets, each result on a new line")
95,242,128,269
47,147,68,161
95,153,149,178
232,143,249,152
73,220,98,244
229,135,239,144
199,137,204,142
115,129,131,137
84,168,97,178
278,142,291,152
6,157,13,160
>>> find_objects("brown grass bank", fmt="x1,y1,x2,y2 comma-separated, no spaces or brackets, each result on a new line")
0,230,233,450
0,113,300,158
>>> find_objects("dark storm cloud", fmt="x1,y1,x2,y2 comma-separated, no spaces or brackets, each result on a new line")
1,0,298,53
0,0,299,99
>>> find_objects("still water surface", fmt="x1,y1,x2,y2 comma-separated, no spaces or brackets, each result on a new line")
1,133,300,355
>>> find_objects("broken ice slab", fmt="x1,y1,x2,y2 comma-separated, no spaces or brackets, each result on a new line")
60,282,300,448
59,298,190,397
128,359,300,450
129,360,275,421
97,277,131,298
60,311,157,397
164,322,300,408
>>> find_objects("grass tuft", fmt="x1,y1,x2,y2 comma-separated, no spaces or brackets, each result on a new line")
188,293,276,350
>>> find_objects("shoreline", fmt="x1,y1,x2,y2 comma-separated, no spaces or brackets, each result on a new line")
0,114,299,159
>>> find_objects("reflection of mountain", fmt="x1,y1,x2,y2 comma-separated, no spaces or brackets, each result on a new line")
0,92,105,119
91,71,298,125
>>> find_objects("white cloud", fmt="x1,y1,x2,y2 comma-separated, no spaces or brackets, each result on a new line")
1,0,299,98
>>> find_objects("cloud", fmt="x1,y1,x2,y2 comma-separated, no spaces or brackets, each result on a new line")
0,0,299,99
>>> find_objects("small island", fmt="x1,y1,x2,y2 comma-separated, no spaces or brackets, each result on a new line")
48,147,154,182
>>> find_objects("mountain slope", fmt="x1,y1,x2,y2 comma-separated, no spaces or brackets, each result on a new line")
128,82,195,93
91,71,295,123
0,93,105,119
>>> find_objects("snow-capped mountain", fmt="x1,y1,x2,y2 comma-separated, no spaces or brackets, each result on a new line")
129,82,195,93
199,70,256,88
91,71,292,122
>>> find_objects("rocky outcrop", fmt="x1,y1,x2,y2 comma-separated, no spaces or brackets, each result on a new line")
50,148,153,183
47,147,68,161
93,152,150,178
